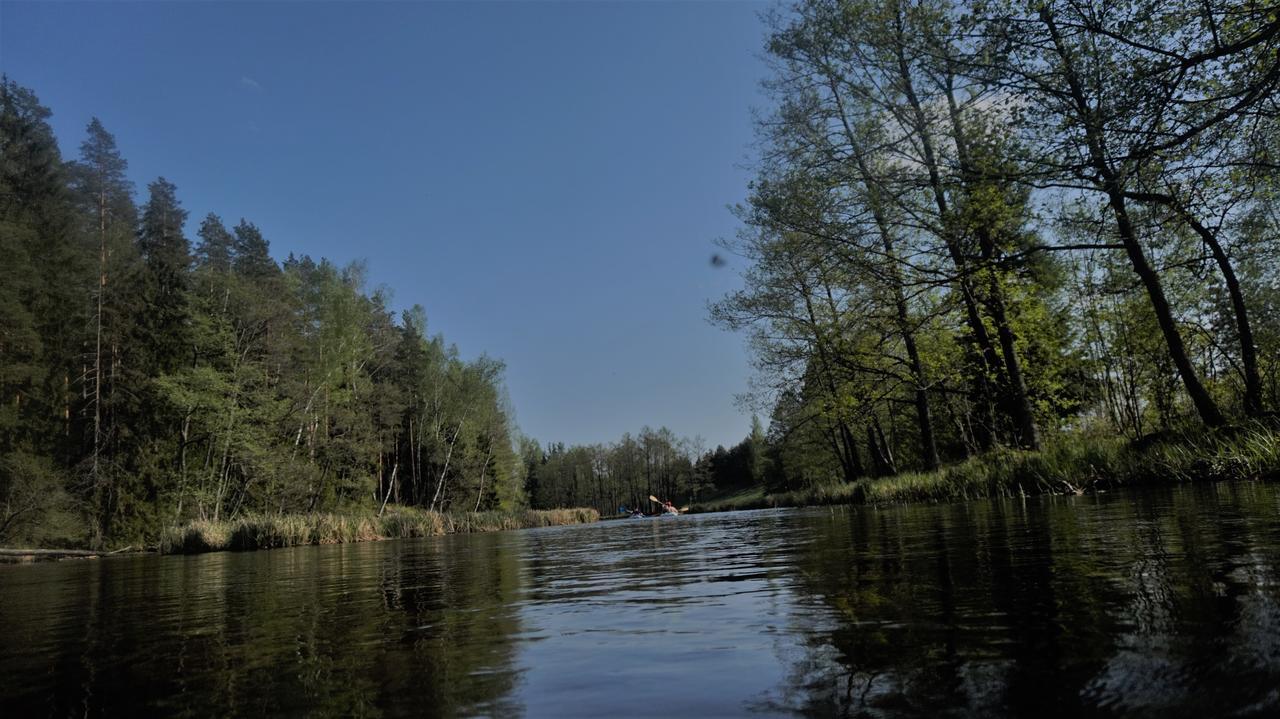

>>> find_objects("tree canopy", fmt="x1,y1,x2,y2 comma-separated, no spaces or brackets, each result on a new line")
714,0,1280,491
0,78,526,547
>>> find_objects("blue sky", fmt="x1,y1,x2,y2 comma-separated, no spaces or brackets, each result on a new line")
0,1,769,450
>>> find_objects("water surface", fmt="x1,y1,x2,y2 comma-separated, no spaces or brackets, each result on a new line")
3,482,1280,716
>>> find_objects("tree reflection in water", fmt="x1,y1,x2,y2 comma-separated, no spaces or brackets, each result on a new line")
755,483,1280,717
3,483,1279,717
1,532,528,717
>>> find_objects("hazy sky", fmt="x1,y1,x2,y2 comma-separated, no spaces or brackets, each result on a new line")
0,1,771,450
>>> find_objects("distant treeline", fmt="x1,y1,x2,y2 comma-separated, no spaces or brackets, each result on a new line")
1,78,522,547
521,420,767,515
708,0,1280,492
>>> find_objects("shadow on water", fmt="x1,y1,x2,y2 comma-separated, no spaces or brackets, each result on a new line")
0,532,529,717
753,483,1280,717
2,483,1280,717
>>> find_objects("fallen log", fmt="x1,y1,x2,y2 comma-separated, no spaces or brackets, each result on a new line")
0,548,103,561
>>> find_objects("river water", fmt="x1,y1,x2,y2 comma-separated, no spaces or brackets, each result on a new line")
3,482,1279,717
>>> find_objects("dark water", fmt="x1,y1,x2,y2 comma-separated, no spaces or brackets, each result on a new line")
3,482,1280,717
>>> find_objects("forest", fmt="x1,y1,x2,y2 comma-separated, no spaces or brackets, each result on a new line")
0,80,524,547
525,0,1280,511
5,0,1280,545
715,0,1280,489
520,419,766,516
4,2,1280,715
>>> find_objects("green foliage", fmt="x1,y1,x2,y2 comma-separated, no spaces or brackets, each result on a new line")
525,427,703,514
0,79,529,549
0,451,77,545
7,0,1280,548
713,0,1280,492
158,505,600,554
693,422,1280,513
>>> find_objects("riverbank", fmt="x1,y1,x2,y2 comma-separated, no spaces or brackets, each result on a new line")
691,421,1280,513
158,506,599,555
0,547,145,564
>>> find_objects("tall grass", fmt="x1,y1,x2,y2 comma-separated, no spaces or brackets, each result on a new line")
160,506,600,555
692,420,1280,513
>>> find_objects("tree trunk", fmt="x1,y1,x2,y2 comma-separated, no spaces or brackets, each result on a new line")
890,26,1005,449
1129,192,1263,416
866,423,890,477
175,410,191,520
874,415,896,475
837,419,864,481
1042,7,1225,428
941,74,1041,450
379,461,398,517
92,186,106,481
842,136,941,469
429,414,467,512
474,444,494,512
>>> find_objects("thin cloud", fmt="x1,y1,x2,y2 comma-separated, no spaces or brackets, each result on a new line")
240,76,263,92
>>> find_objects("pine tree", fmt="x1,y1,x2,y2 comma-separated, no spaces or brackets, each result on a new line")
194,213,234,274
137,177,192,373
0,79,85,452
232,219,278,279
0,78,85,543
68,118,138,487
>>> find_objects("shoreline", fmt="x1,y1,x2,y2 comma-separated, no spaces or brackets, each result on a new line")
159,506,600,555
1,507,600,563
0,547,147,565
690,421,1280,514
9,423,1278,562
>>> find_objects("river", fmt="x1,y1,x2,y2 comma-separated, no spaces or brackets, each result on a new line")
3,481,1279,717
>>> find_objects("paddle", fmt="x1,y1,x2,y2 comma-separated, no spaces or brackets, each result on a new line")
650,495,679,514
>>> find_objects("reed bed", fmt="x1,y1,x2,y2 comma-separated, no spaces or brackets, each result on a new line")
160,506,600,554
692,420,1280,514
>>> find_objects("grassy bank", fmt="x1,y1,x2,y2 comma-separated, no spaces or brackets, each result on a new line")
692,421,1280,513
159,506,599,555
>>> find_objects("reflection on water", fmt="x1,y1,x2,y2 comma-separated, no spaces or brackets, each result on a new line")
1,535,527,717
760,483,1280,717
2,482,1279,716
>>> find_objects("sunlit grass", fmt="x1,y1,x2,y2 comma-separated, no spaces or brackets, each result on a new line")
691,485,766,512
160,506,600,554
691,420,1280,513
